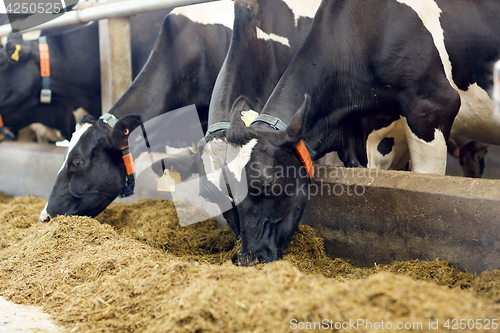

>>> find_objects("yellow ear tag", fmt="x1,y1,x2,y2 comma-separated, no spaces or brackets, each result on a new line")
241,110,259,127
156,167,181,192
11,44,21,62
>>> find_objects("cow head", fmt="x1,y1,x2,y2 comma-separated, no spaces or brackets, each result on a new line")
0,33,40,110
40,113,142,222
150,128,240,235
149,97,261,239
224,95,313,265
0,46,7,70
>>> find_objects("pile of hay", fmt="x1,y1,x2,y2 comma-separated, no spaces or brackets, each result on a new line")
1,196,500,332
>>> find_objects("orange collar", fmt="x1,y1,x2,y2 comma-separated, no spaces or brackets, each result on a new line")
295,140,315,179
0,115,14,141
38,36,52,103
0,115,4,141
39,42,50,77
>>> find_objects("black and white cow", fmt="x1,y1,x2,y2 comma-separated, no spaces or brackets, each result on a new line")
0,96,76,140
223,0,500,264
40,1,234,221
364,0,500,174
0,9,169,139
150,0,321,243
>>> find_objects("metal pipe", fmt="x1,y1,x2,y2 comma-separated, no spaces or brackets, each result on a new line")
0,0,220,36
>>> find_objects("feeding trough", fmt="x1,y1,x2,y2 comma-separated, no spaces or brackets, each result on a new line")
302,166,500,274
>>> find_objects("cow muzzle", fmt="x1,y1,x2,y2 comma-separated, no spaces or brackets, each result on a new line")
237,251,265,266
39,204,51,223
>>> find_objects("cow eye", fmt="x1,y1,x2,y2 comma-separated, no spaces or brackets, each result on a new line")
72,160,82,167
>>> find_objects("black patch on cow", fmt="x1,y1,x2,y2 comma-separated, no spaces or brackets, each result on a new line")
436,0,500,93
377,137,395,156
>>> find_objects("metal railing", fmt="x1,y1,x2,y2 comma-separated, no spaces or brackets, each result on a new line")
0,0,220,36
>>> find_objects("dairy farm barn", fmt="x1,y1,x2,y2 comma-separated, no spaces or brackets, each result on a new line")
1,0,500,332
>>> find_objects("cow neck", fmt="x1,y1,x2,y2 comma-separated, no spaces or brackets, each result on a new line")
251,114,316,179
38,36,52,104
99,113,136,197
44,23,102,114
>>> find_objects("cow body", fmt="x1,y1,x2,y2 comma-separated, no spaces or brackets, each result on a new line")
151,0,321,245
366,0,500,172
224,0,500,264
40,1,234,221
0,97,76,140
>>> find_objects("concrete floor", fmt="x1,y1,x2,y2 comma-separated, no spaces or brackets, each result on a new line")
0,297,63,333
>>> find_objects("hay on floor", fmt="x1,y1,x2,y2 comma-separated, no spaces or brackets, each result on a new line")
0,196,499,332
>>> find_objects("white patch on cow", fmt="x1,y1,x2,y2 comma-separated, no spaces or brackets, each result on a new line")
495,60,500,106
200,138,228,191
256,27,290,47
58,123,92,174
282,0,322,26
366,118,409,170
171,0,234,29
402,117,447,175
396,0,454,86
225,139,258,182
398,0,500,144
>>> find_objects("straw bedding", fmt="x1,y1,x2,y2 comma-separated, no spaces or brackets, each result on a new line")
1,193,500,332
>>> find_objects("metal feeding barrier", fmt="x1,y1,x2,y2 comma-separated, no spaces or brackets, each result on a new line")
0,0,220,36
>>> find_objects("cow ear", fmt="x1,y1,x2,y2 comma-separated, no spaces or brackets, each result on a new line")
6,36,32,62
227,96,260,145
75,114,95,132
151,154,199,180
284,94,311,143
77,114,95,125
229,95,254,128
108,114,142,149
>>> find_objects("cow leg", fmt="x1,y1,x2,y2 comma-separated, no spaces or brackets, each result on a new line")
402,116,448,175
366,118,409,170
399,77,460,174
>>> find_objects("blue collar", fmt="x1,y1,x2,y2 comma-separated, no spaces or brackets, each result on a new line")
251,114,288,131
205,121,231,136
250,114,317,159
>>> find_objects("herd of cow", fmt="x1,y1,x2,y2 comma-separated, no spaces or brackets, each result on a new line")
1,0,499,265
